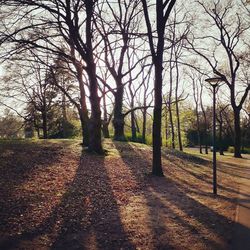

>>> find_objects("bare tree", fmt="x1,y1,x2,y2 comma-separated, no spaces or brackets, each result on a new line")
0,0,103,153
187,0,250,157
95,0,144,140
141,0,176,176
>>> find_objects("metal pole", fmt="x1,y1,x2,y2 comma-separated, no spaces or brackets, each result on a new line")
212,84,217,195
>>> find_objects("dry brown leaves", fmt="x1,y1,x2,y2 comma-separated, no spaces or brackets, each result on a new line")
0,139,242,250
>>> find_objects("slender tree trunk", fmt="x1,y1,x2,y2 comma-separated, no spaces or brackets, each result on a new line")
142,107,147,144
152,60,164,176
41,111,48,139
200,83,208,154
192,78,202,154
37,128,40,138
196,111,202,154
175,62,182,151
130,87,137,140
169,46,175,149
169,105,175,149
202,111,208,154
135,116,140,133
102,122,110,138
102,87,110,138
131,108,137,141
234,108,242,158
62,81,67,138
219,119,224,155
113,84,125,141
165,106,168,147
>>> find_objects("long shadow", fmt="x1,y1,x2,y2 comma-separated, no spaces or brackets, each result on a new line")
0,150,135,249
218,163,250,181
164,148,210,165
0,141,65,234
169,148,250,181
165,154,250,200
114,142,250,249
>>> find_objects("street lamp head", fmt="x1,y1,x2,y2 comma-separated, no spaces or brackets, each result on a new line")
205,77,223,86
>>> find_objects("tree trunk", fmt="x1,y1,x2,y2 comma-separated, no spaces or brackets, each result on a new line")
165,106,168,147
197,118,202,154
113,85,125,141
62,84,67,138
135,115,140,134
74,61,89,146
175,58,182,151
79,111,89,146
84,1,103,153
41,111,48,139
152,61,164,176
203,117,208,154
131,109,137,141
234,109,242,158
169,105,175,149
142,107,147,144
102,88,110,138
87,66,103,153
195,107,202,154
102,122,110,138
219,120,224,155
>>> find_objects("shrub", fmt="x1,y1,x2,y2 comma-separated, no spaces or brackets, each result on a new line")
227,146,250,154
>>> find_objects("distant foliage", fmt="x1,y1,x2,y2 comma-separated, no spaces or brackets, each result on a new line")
0,110,23,138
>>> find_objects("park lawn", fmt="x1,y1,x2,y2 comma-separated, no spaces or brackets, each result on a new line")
0,139,242,249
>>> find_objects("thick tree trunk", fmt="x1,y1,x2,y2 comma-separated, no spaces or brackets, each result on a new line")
87,67,103,153
79,111,89,146
74,62,89,146
234,109,242,158
152,61,163,176
113,85,125,141
84,1,103,153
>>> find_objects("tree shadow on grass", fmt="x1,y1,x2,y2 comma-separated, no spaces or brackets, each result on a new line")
0,149,135,250
113,142,250,249
0,142,66,235
163,148,209,165
166,153,250,201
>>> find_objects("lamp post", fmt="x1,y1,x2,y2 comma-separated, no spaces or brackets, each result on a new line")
205,77,222,195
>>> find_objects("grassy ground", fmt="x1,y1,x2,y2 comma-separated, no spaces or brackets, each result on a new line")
0,139,247,249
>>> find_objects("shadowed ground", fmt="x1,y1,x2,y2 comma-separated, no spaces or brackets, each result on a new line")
0,139,249,249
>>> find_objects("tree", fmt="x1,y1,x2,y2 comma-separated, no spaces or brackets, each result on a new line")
95,0,144,140
141,0,176,176
0,0,103,153
187,0,250,157
0,109,23,138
